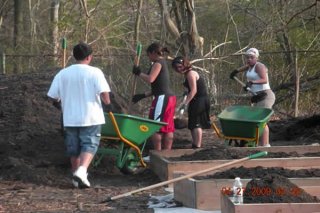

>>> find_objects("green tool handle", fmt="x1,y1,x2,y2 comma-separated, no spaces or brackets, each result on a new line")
62,38,67,49
128,42,143,114
61,38,67,68
134,42,142,66
248,151,268,159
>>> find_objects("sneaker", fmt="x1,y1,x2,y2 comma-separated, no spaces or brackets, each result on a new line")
263,144,271,147
72,179,79,188
143,156,150,163
73,166,90,188
192,144,200,149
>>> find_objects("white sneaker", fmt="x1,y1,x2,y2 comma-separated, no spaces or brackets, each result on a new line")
143,156,150,163
73,166,90,188
263,144,271,147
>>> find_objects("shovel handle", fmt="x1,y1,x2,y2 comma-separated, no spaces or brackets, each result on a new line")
134,43,142,66
128,43,143,113
233,76,257,96
249,151,268,159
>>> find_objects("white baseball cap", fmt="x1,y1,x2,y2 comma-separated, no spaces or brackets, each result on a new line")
245,48,259,58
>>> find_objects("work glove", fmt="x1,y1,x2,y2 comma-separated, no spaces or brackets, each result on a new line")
229,69,239,79
52,100,61,110
178,103,187,114
103,104,113,113
243,81,253,91
132,65,141,76
251,91,267,103
132,93,146,104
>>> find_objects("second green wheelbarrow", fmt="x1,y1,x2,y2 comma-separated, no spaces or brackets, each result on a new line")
93,112,167,174
211,105,274,147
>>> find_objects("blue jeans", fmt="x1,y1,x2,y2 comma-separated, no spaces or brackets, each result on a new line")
64,125,101,156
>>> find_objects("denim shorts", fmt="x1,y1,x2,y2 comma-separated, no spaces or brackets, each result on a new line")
64,125,101,156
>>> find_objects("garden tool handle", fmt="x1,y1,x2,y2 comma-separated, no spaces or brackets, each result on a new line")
128,43,143,113
233,76,257,96
103,151,267,202
179,94,187,117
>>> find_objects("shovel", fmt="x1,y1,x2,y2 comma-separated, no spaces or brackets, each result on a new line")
232,76,257,96
232,76,268,103
174,93,188,129
102,151,267,202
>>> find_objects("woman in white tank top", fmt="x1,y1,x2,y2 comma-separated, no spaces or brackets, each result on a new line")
230,48,275,147
244,48,275,108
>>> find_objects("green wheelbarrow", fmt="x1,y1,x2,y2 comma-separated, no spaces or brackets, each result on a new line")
93,112,167,174
211,105,273,147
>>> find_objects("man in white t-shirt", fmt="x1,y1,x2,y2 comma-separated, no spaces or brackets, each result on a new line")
47,42,111,188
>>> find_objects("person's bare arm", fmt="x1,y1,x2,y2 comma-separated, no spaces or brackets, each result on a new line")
253,63,268,84
184,71,198,105
100,92,111,105
139,62,161,83
237,65,250,73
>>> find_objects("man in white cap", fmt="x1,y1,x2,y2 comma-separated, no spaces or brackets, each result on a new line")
230,47,275,147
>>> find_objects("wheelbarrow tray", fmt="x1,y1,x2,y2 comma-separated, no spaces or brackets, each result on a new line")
218,105,273,139
101,113,167,146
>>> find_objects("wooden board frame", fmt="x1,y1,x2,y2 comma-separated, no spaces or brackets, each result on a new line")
150,146,320,182
173,174,320,211
220,193,320,213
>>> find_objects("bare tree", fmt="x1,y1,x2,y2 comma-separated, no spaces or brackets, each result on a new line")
51,0,60,65
13,0,23,73
158,0,204,57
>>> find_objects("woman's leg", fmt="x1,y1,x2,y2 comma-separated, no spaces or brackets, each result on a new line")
191,128,202,148
260,124,270,146
163,132,174,150
152,132,162,151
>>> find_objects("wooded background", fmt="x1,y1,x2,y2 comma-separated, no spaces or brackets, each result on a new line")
0,0,319,116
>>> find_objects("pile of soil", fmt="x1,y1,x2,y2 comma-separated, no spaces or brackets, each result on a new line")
0,72,162,212
269,115,320,145
196,166,320,179
169,148,320,161
244,174,320,203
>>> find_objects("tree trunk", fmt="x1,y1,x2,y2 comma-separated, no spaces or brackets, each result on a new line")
51,0,60,66
14,0,23,73
158,0,203,57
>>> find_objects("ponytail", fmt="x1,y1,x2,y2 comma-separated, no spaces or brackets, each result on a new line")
147,42,170,56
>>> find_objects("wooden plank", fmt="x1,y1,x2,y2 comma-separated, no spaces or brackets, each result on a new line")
220,193,320,213
173,172,197,208
150,149,197,180
230,145,320,154
174,177,320,211
151,152,320,181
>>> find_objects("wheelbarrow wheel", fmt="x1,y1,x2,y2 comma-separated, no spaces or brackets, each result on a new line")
227,139,247,147
120,149,145,175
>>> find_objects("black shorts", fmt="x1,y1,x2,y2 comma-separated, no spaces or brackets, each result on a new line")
188,96,211,130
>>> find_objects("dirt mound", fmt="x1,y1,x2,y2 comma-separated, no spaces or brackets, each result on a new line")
244,174,320,203
269,115,320,144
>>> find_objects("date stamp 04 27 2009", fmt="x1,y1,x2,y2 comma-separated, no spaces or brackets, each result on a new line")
221,186,303,197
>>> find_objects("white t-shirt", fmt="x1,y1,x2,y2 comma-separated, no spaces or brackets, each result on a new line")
47,64,111,127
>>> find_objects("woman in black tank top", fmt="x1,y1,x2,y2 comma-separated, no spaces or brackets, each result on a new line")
172,56,211,148
131,42,176,151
